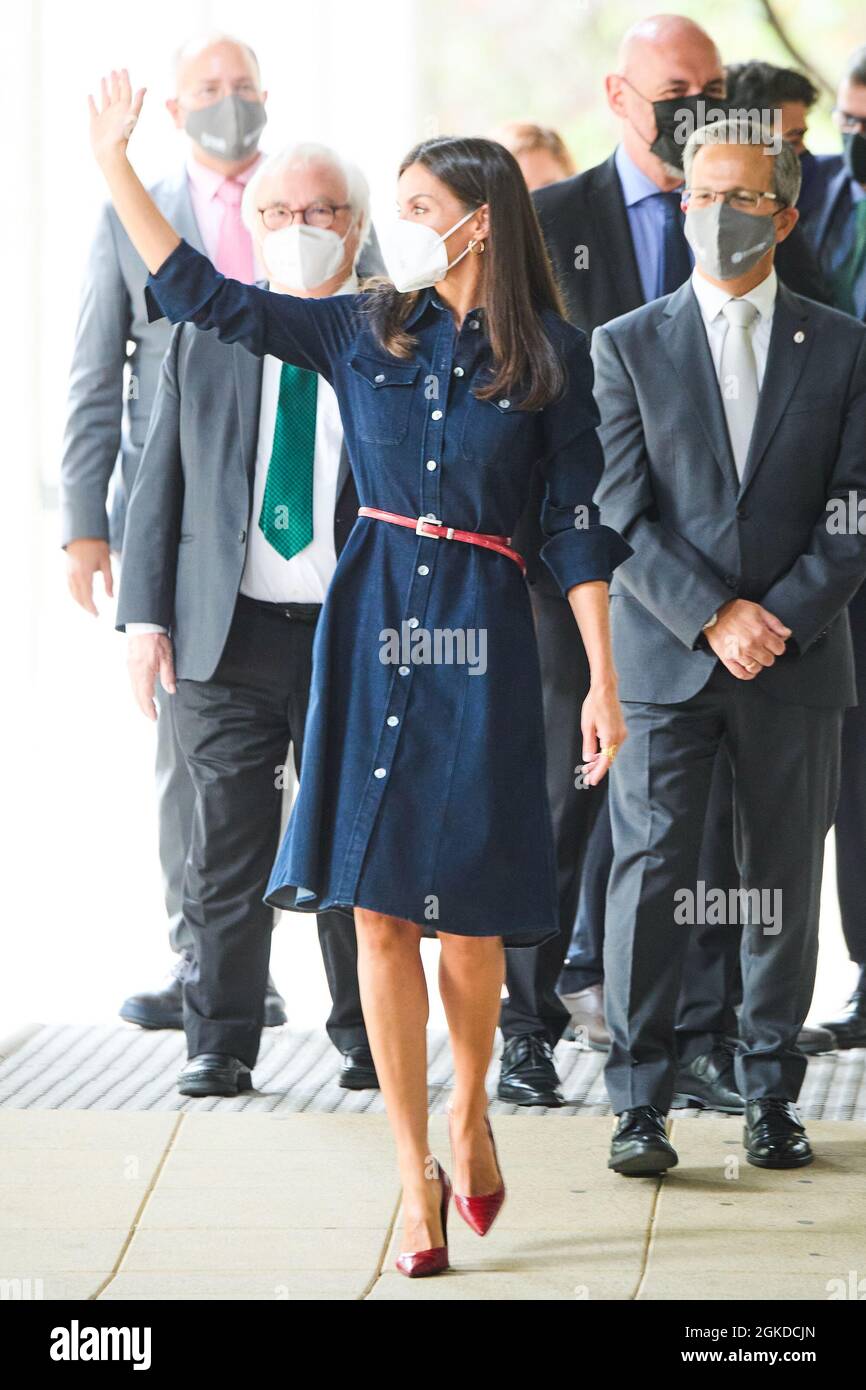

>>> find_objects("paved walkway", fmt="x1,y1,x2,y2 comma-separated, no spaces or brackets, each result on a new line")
2,1106,864,1301
2,1023,865,1117
2,1025,864,1300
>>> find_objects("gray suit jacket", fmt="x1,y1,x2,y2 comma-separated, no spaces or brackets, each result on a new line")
115,321,359,681
60,165,383,550
592,279,866,709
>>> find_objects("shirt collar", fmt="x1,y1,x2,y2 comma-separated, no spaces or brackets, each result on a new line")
690,264,778,327
185,149,264,200
403,286,485,328
614,142,676,206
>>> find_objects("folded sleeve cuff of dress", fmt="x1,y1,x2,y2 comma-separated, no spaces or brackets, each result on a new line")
144,239,223,325
540,524,633,596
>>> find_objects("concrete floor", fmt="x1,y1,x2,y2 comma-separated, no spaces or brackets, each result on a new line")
2,1104,865,1301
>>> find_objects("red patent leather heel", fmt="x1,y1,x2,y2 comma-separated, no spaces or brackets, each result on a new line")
449,1110,507,1237
395,1162,451,1278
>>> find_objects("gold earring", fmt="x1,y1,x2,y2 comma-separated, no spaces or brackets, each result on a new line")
468,238,486,254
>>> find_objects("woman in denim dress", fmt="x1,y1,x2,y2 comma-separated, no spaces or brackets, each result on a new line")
90,71,630,1277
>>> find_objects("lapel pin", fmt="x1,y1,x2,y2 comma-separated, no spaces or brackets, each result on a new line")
794,330,805,343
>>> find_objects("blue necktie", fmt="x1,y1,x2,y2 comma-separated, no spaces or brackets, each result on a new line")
658,191,692,297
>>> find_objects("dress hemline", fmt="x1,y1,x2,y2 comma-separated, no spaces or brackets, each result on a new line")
264,883,558,948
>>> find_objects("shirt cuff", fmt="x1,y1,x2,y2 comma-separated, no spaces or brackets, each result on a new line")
540,525,633,597
126,623,168,636
145,239,223,325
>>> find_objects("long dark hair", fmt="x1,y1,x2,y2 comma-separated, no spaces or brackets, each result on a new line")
363,136,567,411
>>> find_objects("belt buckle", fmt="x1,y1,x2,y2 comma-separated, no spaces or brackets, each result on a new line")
415,515,442,538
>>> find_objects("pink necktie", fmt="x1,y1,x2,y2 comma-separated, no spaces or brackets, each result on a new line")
215,178,255,283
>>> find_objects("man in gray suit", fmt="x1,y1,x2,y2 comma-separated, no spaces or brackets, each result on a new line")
594,118,866,1174
60,32,284,1026
117,142,379,1097
61,33,381,1032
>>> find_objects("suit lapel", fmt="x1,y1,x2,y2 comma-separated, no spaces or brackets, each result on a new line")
234,346,264,497
814,168,849,255
594,155,644,314
161,168,206,253
657,281,740,494
737,285,812,498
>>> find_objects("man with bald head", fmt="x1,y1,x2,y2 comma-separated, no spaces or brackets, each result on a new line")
505,14,829,1111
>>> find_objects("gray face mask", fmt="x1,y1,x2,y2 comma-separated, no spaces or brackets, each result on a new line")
684,201,776,280
184,93,267,162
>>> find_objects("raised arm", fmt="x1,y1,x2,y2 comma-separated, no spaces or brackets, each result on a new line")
89,70,179,273
88,70,349,376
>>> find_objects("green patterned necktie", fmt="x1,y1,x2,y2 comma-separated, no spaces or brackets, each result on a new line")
258,362,318,559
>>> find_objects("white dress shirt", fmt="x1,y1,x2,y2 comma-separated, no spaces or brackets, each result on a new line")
128,273,357,633
689,264,778,389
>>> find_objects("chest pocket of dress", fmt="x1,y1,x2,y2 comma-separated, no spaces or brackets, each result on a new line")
348,353,421,445
460,392,533,466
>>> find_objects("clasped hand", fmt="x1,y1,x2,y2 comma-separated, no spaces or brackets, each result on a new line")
705,599,791,679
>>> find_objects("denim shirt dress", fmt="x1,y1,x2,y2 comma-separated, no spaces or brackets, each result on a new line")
145,239,631,946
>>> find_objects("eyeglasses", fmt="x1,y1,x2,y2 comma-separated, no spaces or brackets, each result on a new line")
682,187,788,212
258,202,351,231
832,108,866,136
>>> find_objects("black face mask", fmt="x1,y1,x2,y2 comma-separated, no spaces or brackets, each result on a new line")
843,131,866,185
647,93,708,170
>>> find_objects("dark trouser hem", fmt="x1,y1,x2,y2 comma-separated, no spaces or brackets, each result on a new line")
182,1005,263,1072
173,600,365,1074
603,668,841,1121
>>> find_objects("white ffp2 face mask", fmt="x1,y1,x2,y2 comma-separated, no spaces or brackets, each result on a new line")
262,223,350,290
379,207,480,293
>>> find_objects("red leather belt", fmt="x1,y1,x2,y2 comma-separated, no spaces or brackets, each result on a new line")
357,507,527,577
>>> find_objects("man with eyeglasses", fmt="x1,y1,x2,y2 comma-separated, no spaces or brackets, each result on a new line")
60,32,282,1029
507,13,830,1114
62,32,382,1041
807,45,866,1053
593,117,866,1173
116,143,383,1096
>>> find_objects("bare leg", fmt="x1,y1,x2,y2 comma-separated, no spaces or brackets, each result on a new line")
354,909,444,1252
438,933,504,1195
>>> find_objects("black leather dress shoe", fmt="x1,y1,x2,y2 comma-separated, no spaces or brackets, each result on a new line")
120,954,287,1031
744,1098,813,1169
497,1035,564,1107
672,1044,744,1113
609,1106,678,1176
339,1045,380,1090
119,956,188,1029
819,971,866,1049
796,1024,836,1055
177,1054,253,1097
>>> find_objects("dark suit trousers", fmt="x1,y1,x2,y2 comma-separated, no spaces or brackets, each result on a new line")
172,596,366,1067
562,752,742,1061
604,664,841,1113
501,587,602,1044
835,581,866,966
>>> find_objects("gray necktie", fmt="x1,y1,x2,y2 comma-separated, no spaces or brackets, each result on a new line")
719,298,760,480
